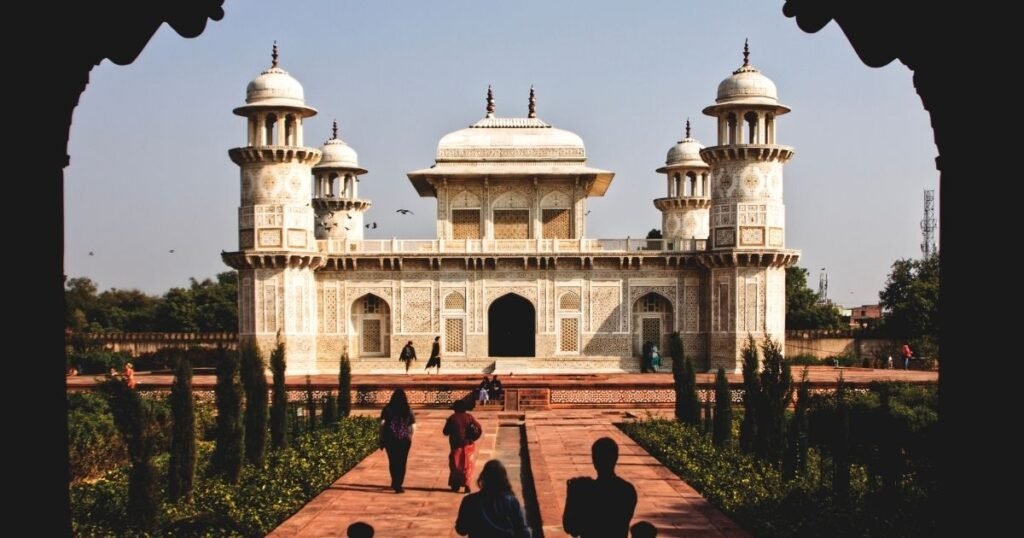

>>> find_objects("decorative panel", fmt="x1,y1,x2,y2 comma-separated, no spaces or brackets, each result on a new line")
452,209,481,239
493,210,530,239
445,318,465,353
560,317,579,352
542,208,571,239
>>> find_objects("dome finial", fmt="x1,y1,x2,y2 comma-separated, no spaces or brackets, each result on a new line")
331,119,338,140
272,41,279,68
685,118,691,139
742,38,750,67
486,85,495,117
528,85,537,118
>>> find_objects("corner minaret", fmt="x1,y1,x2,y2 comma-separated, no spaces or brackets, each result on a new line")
699,41,800,371
655,119,710,249
313,120,370,241
223,43,324,374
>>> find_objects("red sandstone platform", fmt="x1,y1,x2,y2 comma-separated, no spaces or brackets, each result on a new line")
66,366,937,391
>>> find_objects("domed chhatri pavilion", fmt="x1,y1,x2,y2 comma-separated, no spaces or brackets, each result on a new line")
222,42,800,375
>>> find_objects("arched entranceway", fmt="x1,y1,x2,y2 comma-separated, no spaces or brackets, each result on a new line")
632,292,674,357
488,293,535,357
351,293,391,358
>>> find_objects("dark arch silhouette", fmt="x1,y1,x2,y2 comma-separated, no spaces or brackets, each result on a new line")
488,294,536,357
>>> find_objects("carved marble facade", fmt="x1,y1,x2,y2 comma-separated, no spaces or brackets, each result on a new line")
223,48,799,374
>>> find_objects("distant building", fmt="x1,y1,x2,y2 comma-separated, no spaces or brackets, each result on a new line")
848,304,882,328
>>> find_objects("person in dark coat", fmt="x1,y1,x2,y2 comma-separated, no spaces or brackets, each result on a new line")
562,437,638,538
425,335,442,374
489,375,504,401
379,389,415,493
455,459,532,538
640,341,654,373
400,340,417,374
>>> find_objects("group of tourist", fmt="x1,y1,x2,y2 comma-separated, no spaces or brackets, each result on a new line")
398,336,443,374
476,375,504,404
375,387,654,537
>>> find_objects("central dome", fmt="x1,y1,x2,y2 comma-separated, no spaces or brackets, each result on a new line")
436,117,586,162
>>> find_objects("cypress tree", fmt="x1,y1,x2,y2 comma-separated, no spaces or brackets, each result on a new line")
323,392,337,426
670,332,699,424
240,341,268,466
713,367,733,447
168,351,196,502
269,339,288,449
98,378,158,531
338,350,352,418
703,398,713,434
833,372,851,501
211,345,243,483
784,367,811,480
739,334,760,453
305,375,317,432
757,335,793,463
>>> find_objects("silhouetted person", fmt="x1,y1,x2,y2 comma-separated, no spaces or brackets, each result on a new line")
347,521,375,538
425,335,442,374
380,389,415,493
630,521,658,538
455,459,532,537
562,437,638,538
444,399,483,493
400,340,417,374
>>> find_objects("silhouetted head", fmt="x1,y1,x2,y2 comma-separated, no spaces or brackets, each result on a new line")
406,340,413,346
592,437,619,475
387,389,412,418
452,399,467,413
630,521,658,538
478,459,512,495
435,336,440,342
347,521,374,538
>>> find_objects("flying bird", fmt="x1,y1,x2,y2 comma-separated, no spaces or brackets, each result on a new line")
347,213,353,219
88,251,94,256
365,222,378,229
585,210,591,216
396,209,414,215
169,249,175,253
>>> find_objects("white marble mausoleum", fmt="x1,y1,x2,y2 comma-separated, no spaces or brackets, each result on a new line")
222,43,800,374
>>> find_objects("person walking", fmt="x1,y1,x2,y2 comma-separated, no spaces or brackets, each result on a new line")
399,340,417,374
124,362,136,389
640,341,654,373
649,344,661,372
562,437,638,538
425,336,442,374
901,343,913,370
444,399,483,493
455,459,532,538
379,389,415,493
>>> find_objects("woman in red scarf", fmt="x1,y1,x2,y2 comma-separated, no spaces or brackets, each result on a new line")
444,399,483,493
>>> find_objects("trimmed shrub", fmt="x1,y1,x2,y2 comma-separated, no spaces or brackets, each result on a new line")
167,352,196,502
96,378,159,532
739,335,759,453
211,346,243,483
712,368,732,447
338,351,352,418
240,342,268,466
757,335,793,463
68,391,127,483
270,340,288,450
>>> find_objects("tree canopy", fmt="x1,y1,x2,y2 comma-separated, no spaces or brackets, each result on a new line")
879,253,939,355
66,272,238,333
785,267,844,330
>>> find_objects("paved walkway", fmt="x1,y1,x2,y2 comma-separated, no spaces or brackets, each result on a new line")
527,411,749,538
270,410,747,537
269,411,497,538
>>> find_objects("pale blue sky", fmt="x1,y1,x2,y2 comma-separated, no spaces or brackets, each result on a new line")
66,0,937,307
